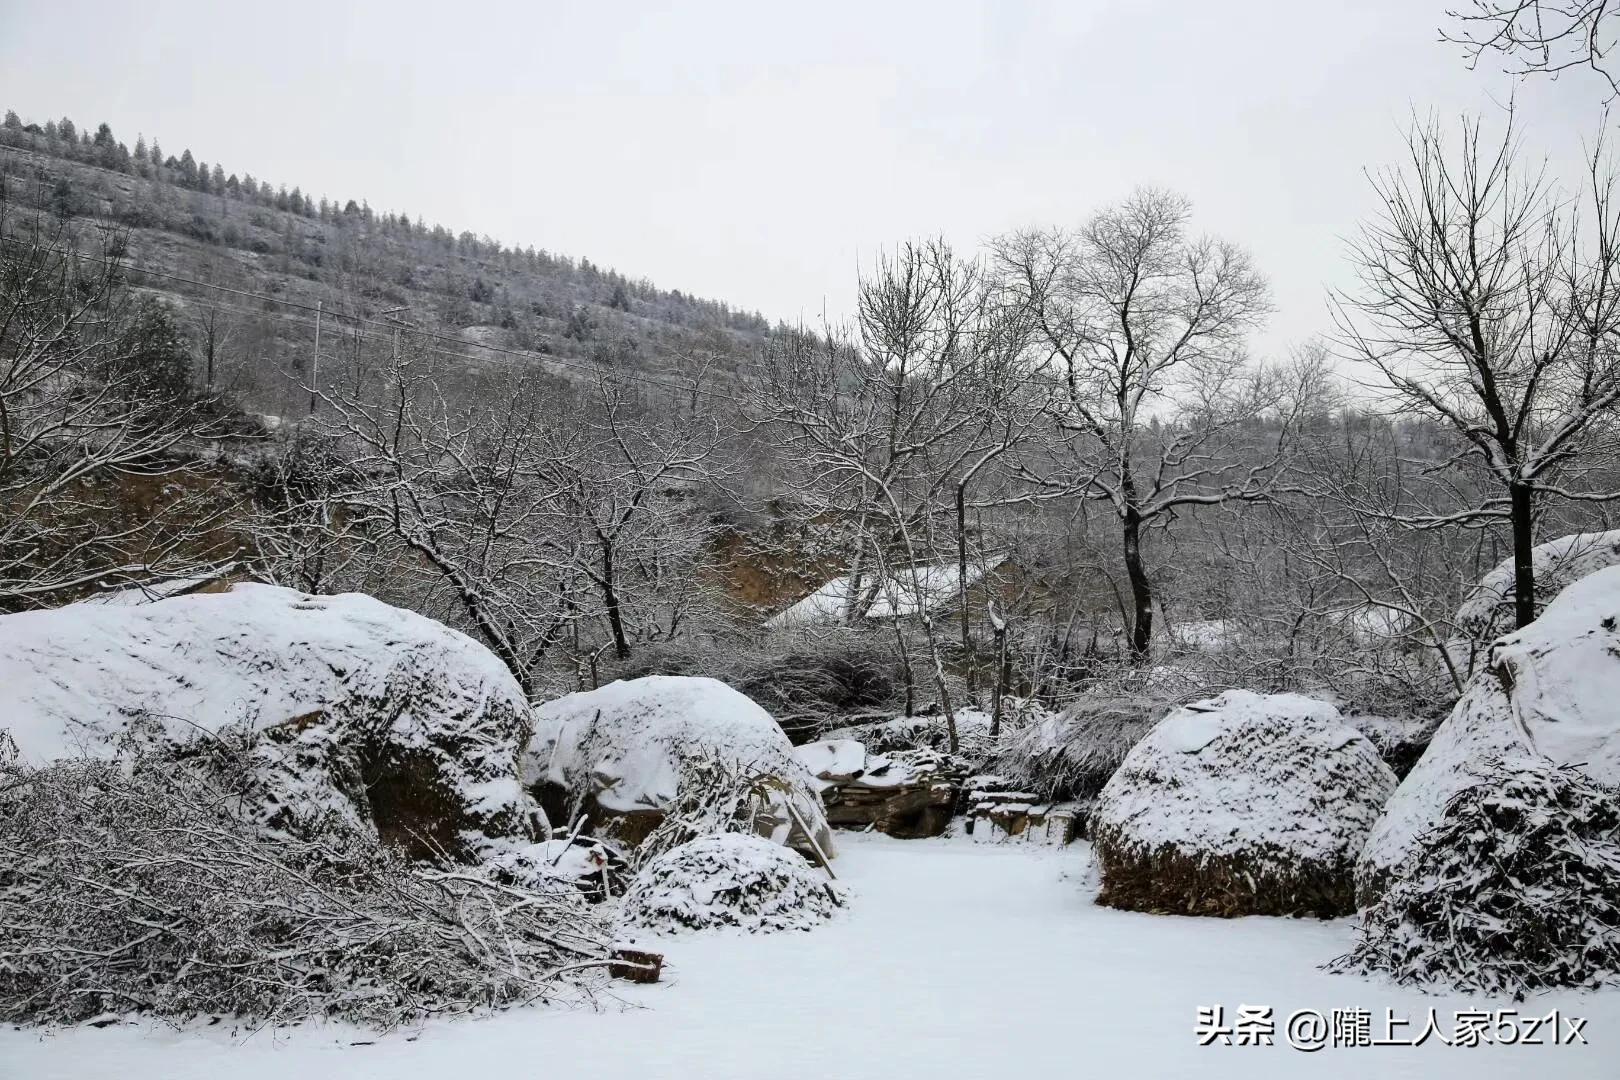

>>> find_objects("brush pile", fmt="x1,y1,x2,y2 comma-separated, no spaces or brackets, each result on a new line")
0,745,612,1028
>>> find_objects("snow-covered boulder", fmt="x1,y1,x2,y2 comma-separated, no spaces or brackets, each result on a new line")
524,676,834,859
0,583,537,858
1454,529,1620,645
1092,690,1396,917
621,833,842,933
1362,565,1620,898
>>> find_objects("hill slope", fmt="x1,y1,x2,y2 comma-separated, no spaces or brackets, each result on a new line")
0,110,773,417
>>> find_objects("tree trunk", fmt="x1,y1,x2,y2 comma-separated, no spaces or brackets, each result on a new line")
956,484,977,696
1509,480,1537,630
1122,505,1153,660
599,538,631,660
989,606,1008,739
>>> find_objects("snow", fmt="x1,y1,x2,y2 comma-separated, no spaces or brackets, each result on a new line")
793,738,867,786
1364,565,1620,882
1094,690,1395,864
1454,529,1620,643
524,676,831,852
7,833,1617,1080
764,554,1005,628
0,582,523,765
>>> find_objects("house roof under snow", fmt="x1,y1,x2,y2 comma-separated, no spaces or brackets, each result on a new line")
765,554,1007,629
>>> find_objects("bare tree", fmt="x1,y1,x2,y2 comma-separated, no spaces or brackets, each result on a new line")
1446,1,1620,97
992,189,1289,659
304,353,583,694
0,205,232,610
750,240,1034,747
1333,114,1620,630
542,373,724,663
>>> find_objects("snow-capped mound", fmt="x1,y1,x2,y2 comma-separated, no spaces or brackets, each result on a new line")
1454,530,1620,644
621,833,842,933
0,583,536,858
524,676,834,859
1092,690,1396,917
1363,565,1620,896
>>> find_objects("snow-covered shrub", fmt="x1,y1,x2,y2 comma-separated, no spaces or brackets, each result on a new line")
989,682,1190,803
621,833,842,933
1335,758,1620,997
525,676,834,861
0,750,610,1028
1454,530,1620,647
1362,565,1620,897
1092,690,1396,917
0,583,538,859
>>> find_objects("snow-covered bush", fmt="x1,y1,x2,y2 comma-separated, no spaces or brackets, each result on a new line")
989,682,1190,803
0,583,538,859
1362,565,1620,897
525,676,834,861
0,750,610,1028
1092,690,1396,917
621,833,842,933
1335,758,1620,997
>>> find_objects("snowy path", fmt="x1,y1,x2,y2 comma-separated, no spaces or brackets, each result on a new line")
5,833,1619,1078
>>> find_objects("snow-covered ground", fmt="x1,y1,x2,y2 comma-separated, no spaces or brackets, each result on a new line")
5,834,1618,1079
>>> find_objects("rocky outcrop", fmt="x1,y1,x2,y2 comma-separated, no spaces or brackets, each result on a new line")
524,676,834,859
0,583,538,859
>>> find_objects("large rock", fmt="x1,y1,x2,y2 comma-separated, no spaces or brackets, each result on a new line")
524,675,834,859
0,583,537,858
1362,564,1620,898
1092,690,1396,918
795,739,961,839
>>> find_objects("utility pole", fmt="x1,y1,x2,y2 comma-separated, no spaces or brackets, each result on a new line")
308,299,322,416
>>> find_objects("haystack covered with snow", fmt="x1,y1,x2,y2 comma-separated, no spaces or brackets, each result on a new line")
0,583,536,859
1362,564,1620,897
524,676,834,861
1454,529,1620,645
620,833,841,933
1337,756,1620,996
1091,690,1396,917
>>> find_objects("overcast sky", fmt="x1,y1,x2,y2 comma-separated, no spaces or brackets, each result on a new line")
0,0,1600,355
